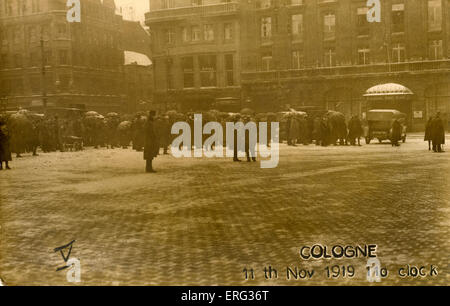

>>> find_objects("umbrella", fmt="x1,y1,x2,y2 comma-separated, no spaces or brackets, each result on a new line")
85,111,99,117
117,121,132,131
240,108,255,116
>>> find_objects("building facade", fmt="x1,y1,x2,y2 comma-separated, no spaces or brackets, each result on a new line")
146,0,242,112
0,0,152,114
146,0,450,130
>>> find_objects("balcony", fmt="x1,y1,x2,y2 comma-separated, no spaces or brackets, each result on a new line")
145,2,239,23
241,60,450,83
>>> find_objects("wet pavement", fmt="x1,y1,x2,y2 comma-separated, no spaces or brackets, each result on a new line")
0,137,449,285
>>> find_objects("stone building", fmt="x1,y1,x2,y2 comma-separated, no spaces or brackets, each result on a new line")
146,0,450,130
145,0,242,112
0,0,152,114
123,50,153,113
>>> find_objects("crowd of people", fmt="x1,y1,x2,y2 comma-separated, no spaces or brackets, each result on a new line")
0,108,446,172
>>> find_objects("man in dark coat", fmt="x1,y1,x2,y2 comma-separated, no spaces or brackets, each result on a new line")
391,119,402,147
320,117,329,147
348,115,363,146
0,119,12,170
144,111,160,173
244,115,257,162
431,113,445,153
424,117,433,151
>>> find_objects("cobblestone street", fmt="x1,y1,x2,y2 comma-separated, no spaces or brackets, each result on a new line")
0,136,449,286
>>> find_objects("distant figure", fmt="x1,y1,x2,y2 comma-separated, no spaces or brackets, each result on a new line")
424,117,433,151
348,115,363,146
0,119,12,170
431,113,445,153
144,111,160,173
391,119,402,147
244,115,256,162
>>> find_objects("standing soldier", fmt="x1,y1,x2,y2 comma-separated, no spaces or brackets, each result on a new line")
431,112,445,153
144,111,160,173
0,119,12,170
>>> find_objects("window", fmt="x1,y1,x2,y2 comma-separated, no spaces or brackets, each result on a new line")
261,51,272,71
391,43,405,63
58,24,67,37
257,0,271,9
59,50,68,65
182,27,190,42
31,0,40,13
429,40,443,60
199,55,216,87
391,4,405,33
290,0,303,6
358,48,370,65
30,77,41,94
163,28,175,44
182,57,194,88
324,48,336,67
42,24,50,40
323,13,336,41
261,17,272,40
44,50,52,65
0,54,8,69
225,54,234,86
224,23,233,41
203,24,214,41
6,0,13,16
14,27,22,44
428,0,442,32
357,7,370,36
191,26,201,41
291,50,303,69
14,54,22,67
291,14,303,41
29,51,39,67
191,0,202,6
13,79,24,94
160,0,173,9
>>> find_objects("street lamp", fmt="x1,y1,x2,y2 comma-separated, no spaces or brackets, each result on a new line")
40,33,48,112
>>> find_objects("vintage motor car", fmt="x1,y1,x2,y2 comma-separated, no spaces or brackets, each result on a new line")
364,109,407,144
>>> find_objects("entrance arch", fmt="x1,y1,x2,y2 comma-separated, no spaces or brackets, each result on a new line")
364,83,414,125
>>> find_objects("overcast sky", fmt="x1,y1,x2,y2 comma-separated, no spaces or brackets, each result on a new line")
114,0,149,22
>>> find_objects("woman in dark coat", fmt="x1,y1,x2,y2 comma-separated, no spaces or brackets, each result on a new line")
0,120,12,170
144,111,160,173
424,117,433,151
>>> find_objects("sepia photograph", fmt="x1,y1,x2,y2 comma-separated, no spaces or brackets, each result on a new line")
0,0,449,292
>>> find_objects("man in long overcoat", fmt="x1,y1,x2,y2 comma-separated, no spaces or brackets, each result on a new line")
144,111,160,173
0,119,12,170
431,113,445,153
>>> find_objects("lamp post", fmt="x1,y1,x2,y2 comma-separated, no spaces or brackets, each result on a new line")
40,34,48,112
